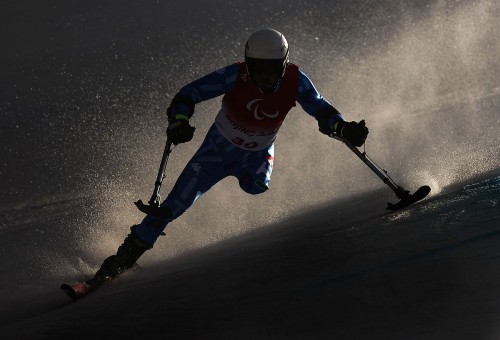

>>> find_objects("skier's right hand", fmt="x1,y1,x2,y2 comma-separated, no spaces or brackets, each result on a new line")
167,116,196,145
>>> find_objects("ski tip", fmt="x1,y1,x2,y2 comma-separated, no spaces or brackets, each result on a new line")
60,282,93,301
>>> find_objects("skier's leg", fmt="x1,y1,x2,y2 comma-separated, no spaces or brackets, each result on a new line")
87,126,230,286
234,144,274,195
133,126,233,244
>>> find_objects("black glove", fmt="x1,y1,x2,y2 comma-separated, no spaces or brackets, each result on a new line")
334,120,369,147
167,118,195,145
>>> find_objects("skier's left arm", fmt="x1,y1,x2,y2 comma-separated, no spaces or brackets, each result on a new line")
296,68,344,133
296,68,369,147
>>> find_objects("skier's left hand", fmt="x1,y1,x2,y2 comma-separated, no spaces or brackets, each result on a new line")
336,120,369,147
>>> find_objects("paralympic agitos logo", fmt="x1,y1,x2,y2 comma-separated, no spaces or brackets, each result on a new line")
246,99,279,120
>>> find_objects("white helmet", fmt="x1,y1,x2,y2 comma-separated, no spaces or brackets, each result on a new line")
245,29,289,92
245,28,289,60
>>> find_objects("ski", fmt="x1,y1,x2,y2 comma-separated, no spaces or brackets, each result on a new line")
386,185,431,210
60,282,96,301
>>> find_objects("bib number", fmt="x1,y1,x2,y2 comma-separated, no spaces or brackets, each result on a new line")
231,137,258,149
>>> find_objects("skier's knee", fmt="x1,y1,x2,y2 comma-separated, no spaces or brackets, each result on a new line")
240,179,269,195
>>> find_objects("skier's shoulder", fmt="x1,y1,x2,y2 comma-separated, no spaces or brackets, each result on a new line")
186,63,240,93
296,67,314,86
211,63,242,79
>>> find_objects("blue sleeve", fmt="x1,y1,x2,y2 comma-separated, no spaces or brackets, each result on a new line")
296,68,345,124
169,63,240,118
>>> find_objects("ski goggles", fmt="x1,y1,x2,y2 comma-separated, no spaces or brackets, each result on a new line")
246,57,286,76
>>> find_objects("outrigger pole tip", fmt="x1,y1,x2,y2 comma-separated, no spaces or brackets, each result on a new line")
330,133,430,210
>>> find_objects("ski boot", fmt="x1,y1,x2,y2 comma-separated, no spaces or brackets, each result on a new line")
61,226,153,300
87,225,153,286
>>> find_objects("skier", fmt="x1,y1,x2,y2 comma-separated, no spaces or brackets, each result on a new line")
64,28,369,298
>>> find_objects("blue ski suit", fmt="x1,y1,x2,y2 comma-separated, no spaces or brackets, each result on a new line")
134,62,345,245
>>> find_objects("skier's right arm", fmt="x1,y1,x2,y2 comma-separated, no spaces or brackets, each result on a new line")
166,64,239,144
166,63,239,121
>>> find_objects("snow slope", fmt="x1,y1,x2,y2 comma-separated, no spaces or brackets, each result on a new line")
1,171,500,339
